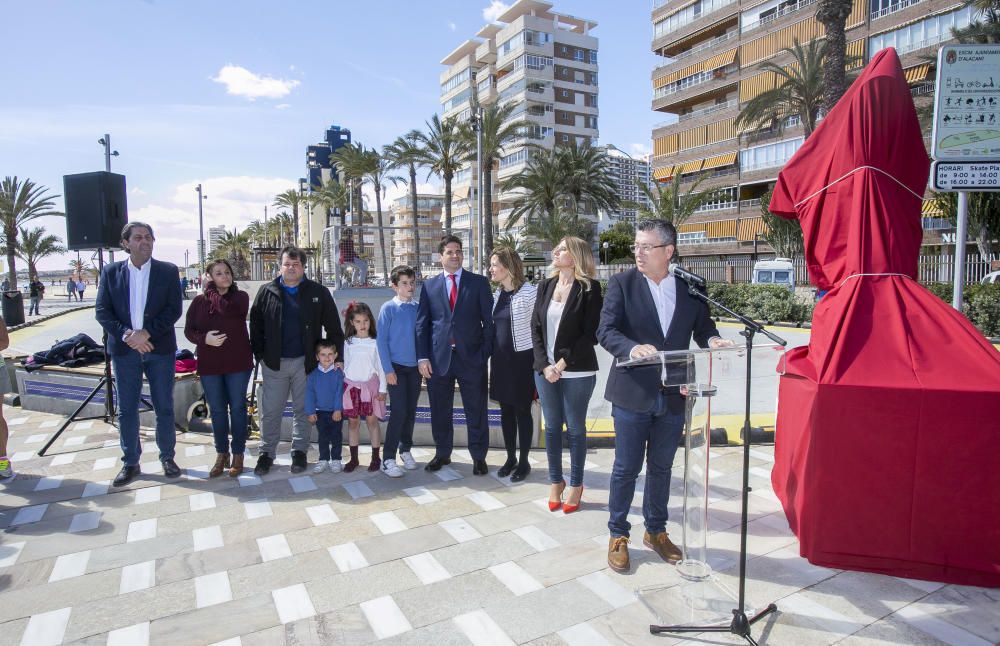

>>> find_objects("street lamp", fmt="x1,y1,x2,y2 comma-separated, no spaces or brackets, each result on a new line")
297,177,308,246
469,105,485,272
97,134,119,172
196,184,207,274
602,241,609,265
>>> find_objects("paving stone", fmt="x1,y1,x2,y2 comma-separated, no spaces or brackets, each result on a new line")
149,590,279,645
484,579,614,644
394,569,515,629
306,560,421,614
432,530,537,576
355,523,454,566
62,579,196,642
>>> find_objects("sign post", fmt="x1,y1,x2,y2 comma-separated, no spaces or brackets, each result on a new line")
931,44,1000,308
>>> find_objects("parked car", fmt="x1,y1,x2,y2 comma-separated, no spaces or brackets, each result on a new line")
981,270,1000,285
752,258,795,291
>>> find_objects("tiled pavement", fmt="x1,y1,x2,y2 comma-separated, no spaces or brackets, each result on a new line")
0,413,997,645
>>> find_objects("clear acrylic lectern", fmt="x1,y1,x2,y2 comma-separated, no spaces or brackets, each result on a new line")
618,344,786,626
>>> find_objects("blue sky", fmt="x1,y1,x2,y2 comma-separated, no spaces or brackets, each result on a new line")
1,0,659,271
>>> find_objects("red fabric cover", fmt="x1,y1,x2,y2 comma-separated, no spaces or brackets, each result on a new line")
769,48,1000,586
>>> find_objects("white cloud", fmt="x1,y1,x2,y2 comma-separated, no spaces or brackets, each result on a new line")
210,65,300,101
275,103,291,110
129,187,147,196
448,21,457,31
629,142,652,158
483,1,510,22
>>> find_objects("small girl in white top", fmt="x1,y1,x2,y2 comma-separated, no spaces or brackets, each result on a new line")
341,302,388,473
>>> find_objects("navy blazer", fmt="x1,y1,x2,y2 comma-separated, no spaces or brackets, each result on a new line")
598,267,719,413
416,270,494,375
95,258,183,356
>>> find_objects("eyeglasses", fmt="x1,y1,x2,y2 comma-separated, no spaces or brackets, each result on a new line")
631,243,668,254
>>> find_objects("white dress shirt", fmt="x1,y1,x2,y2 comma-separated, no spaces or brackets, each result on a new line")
127,257,152,333
644,274,677,338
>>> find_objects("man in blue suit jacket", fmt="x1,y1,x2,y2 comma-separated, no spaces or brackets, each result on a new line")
598,219,732,573
417,235,494,475
96,222,183,487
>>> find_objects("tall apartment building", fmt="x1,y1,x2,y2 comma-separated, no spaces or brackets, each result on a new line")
208,225,226,255
306,124,353,243
390,194,445,269
602,144,652,222
650,0,970,258
440,0,599,258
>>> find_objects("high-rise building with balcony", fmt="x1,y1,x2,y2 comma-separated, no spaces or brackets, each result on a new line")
602,144,652,222
208,225,226,255
650,0,968,257
390,194,445,269
440,0,599,256
306,125,353,242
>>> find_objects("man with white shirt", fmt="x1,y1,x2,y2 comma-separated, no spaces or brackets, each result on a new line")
597,219,732,573
96,222,183,487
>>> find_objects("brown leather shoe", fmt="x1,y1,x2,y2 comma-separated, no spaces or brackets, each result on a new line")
608,536,630,573
209,453,230,478
228,454,244,478
643,531,682,564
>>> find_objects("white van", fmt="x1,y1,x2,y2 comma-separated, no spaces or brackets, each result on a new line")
752,258,795,291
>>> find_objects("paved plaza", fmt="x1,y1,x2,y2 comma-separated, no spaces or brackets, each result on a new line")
0,411,997,646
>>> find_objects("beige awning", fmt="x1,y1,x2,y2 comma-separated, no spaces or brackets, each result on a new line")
679,159,704,174
737,216,767,241
653,165,676,180
702,152,738,171
706,219,738,238
904,64,931,85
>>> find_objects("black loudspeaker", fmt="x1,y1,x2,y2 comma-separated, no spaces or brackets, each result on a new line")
63,171,128,250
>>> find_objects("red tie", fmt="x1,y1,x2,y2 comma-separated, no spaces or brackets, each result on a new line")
448,274,458,311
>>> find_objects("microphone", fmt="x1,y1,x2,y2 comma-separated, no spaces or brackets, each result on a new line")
669,263,707,287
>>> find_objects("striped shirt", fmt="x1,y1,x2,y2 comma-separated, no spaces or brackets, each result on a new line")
493,283,537,352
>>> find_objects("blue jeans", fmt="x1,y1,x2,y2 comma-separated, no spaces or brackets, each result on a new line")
112,351,176,466
384,364,420,460
315,411,344,461
535,373,595,487
200,369,252,455
607,393,685,538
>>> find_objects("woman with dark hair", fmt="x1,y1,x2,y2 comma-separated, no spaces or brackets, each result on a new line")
531,236,603,513
184,259,254,477
488,247,537,482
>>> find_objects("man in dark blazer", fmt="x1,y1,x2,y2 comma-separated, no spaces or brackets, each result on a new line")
598,219,732,573
96,222,183,487
417,235,494,475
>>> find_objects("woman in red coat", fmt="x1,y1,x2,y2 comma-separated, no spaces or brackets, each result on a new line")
184,259,254,477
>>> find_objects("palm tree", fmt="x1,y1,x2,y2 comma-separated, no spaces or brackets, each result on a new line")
954,0,1000,41
244,219,268,248
557,142,620,222
3,226,66,279
310,177,350,230
331,142,371,238
463,101,526,260
213,228,252,279
273,189,305,246
735,39,827,139
361,147,403,284
384,131,426,269
493,232,535,257
759,186,805,260
0,177,63,288
417,114,469,235
503,147,565,229
272,212,295,246
521,212,591,248
816,0,856,113
631,174,722,229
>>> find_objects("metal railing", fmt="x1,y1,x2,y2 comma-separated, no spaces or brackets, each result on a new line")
653,31,740,76
739,198,761,210
741,0,817,33
870,0,924,21
678,99,737,122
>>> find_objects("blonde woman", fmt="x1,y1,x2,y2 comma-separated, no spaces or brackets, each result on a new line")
488,247,537,482
530,237,602,513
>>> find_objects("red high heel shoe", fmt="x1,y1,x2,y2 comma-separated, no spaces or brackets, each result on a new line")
563,485,584,514
548,480,566,511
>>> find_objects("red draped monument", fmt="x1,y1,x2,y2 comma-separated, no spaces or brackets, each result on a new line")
769,48,1000,587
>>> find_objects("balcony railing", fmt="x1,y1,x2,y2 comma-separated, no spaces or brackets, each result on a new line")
911,83,935,96
871,0,924,21
652,31,739,75
739,198,761,210
679,99,737,122
654,64,737,100
693,200,738,213
741,0,817,33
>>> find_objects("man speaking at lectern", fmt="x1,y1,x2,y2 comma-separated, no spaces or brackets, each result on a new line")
598,219,732,573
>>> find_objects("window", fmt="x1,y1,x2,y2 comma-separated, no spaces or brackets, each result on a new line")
654,0,737,39
560,134,570,142
442,88,472,113
589,51,598,64
574,50,584,62
869,6,973,56
739,137,804,171
440,68,474,95
500,148,532,168
560,89,571,98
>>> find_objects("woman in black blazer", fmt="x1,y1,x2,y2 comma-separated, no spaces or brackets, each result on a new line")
531,236,603,514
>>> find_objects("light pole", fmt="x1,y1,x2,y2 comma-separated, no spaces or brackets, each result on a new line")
97,134,119,173
98,134,120,262
602,241,609,265
470,106,485,272
196,184,207,274
298,178,308,246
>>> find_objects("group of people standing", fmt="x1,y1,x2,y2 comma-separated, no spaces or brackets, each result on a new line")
65,276,87,301
92,217,730,574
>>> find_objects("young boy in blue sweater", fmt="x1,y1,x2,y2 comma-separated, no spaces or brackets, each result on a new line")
305,340,345,473
376,265,420,477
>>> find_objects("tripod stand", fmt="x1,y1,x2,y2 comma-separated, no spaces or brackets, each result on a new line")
37,248,157,457
649,283,787,645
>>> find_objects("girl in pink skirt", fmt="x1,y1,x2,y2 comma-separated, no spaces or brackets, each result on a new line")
341,302,388,472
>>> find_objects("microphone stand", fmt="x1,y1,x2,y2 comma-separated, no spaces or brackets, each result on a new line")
650,279,786,645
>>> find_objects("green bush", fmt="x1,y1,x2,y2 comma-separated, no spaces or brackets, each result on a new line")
924,282,1000,337
706,283,813,323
